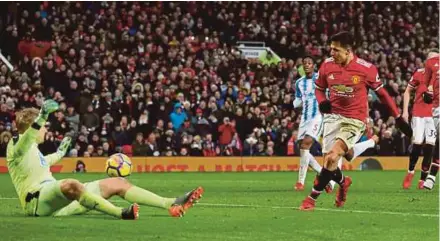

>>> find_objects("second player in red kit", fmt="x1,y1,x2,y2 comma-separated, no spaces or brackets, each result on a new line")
402,69,435,189
299,31,413,211
422,49,439,190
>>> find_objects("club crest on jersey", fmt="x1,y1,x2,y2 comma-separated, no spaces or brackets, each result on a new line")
352,75,360,84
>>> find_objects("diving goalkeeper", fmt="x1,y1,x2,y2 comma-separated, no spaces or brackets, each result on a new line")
7,100,203,219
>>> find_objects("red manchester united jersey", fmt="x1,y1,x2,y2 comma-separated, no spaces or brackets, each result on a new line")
425,56,439,108
408,68,432,117
315,56,382,122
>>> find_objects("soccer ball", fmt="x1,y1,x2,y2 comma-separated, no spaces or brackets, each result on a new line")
105,153,132,177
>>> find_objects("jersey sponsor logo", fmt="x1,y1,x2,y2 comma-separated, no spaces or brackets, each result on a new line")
329,74,335,80
352,75,360,84
375,74,381,82
332,85,354,94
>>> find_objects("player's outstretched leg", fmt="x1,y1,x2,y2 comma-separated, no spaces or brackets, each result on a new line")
296,136,315,191
325,135,378,193
419,144,434,189
59,179,138,220
424,139,439,190
97,178,204,217
300,140,349,211
402,144,422,189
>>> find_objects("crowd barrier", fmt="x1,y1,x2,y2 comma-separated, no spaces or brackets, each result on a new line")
0,156,421,173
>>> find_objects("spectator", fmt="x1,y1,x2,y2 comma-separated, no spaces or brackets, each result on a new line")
145,132,159,156
132,133,148,156
169,102,187,131
218,117,236,149
0,131,12,157
82,105,100,132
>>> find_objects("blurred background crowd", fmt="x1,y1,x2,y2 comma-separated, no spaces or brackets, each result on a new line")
0,2,438,157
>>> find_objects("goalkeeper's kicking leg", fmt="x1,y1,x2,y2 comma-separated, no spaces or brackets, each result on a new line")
55,178,204,218
49,179,139,219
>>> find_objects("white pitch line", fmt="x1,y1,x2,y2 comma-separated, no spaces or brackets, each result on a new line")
197,203,439,218
0,197,437,218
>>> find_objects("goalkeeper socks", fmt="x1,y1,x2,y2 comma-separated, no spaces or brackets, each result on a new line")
351,139,375,160
408,144,422,171
307,152,323,173
421,144,434,180
79,191,122,218
310,168,333,200
124,186,175,209
298,149,311,184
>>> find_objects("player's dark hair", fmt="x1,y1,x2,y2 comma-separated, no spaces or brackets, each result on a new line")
302,55,315,63
329,31,355,49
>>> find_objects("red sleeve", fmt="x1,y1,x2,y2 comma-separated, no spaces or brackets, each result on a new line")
314,63,328,104
424,60,433,92
315,63,328,90
365,66,383,91
375,88,400,117
407,72,419,89
218,124,225,132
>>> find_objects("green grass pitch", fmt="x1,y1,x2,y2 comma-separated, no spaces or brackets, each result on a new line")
0,171,438,241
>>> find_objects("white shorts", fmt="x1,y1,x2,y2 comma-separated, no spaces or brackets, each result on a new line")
411,117,436,145
298,116,323,141
322,114,366,154
433,107,439,135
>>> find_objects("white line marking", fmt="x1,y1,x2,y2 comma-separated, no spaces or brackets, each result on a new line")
1,197,436,218
197,203,439,218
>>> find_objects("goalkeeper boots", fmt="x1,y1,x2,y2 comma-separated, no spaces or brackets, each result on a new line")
122,203,139,220
169,186,204,217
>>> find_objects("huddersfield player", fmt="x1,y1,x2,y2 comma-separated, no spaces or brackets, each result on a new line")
7,100,203,218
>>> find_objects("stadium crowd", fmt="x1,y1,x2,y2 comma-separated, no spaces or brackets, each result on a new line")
0,2,438,157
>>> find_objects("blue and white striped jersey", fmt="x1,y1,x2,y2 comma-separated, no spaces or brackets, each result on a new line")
293,72,322,123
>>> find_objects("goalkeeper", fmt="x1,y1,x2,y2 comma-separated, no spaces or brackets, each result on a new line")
7,100,203,219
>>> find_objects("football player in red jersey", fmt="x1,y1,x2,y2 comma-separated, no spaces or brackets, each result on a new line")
299,31,412,211
402,69,435,189
422,49,439,190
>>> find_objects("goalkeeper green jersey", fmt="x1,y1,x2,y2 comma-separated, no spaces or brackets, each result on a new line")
6,127,63,211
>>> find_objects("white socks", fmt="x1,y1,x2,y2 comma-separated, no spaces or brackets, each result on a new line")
298,149,311,184
351,139,375,161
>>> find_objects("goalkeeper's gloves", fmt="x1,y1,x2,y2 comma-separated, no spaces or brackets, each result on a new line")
422,91,433,104
57,136,72,157
318,100,332,114
35,99,59,127
395,116,413,138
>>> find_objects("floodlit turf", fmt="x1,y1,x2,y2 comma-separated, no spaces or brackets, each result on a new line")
0,171,438,241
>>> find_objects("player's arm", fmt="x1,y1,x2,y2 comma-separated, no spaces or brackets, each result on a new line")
368,69,412,137
314,65,330,113
13,100,59,158
293,80,303,108
45,136,71,165
402,75,418,122
422,62,434,103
